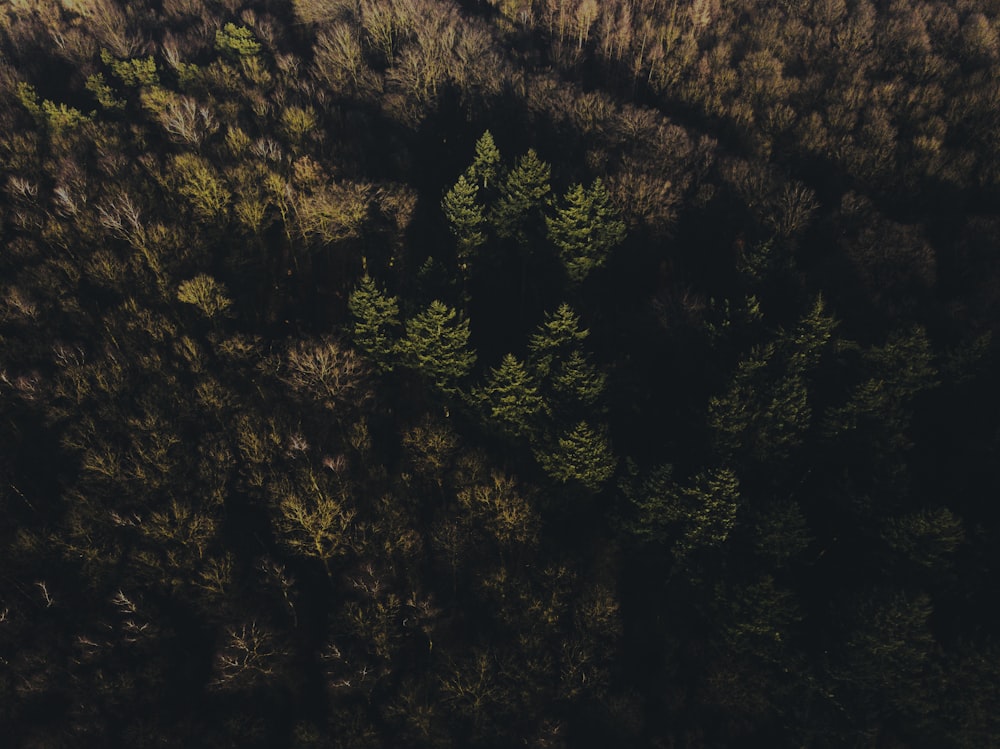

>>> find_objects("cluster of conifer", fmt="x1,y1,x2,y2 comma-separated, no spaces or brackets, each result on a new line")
1,0,999,747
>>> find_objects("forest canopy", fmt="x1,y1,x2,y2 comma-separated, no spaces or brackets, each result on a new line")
2,0,1000,747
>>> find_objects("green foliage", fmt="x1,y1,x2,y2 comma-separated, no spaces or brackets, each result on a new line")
348,275,401,371
15,81,41,116
548,348,607,410
704,295,765,342
716,575,800,659
527,303,590,379
709,298,839,463
749,500,811,565
864,326,939,400
215,23,261,58
478,354,546,439
468,130,501,189
824,326,939,450
620,461,676,544
526,304,606,420
708,345,811,462
623,462,740,558
40,101,90,133
399,300,476,392
841,590,937,719
942,331,992,384
2,2,999,746
546,179,626,283
537,421,616,491
784,294,837,374
491,149,551,239
675,468,738,549
883,508,965,570
85,74,126,111
101,51,159,87
16,82,89,133
442,174,485,264
735,239,776,282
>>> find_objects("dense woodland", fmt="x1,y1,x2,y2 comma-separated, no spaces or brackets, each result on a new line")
2,0,1000,746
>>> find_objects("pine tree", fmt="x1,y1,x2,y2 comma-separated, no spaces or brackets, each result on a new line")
673,468,740,558
527,304,606,418
622,463,740,559
442,174,486,270
841,590,937,722
399,300,476,392
546,179,626,283
537,421,616,491
882,507,964,571
348,275,400,371
215,23,261,58
708,298,839,465
708,344,811,463
527,303,590,379
784,294,837,374
490,149,551,239
479,353,546,439
549,348,607,411
823,325,939,452
468,130,501,189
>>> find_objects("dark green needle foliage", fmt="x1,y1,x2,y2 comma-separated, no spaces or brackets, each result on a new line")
478,353,546,439
442,173,486,267
537,420,617,492
490,148,552,240
546,179,626,283
527,303,607,420
622,462,740,561
527,303,591,375
348,275,401,371
468,130,501,190
399,300,476,392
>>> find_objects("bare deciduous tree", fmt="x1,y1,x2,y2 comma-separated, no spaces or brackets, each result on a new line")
273,468,359,575
284,337,368,410
141,88,219,147
212,621,287,689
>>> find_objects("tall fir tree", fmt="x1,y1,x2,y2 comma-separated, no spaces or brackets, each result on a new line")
490,149,552,240
528,303,607,420
442,173,486,300
622,463,740,561
399,300,476,393
546,179,626,284
537,420,616,492
478,353,547,439
527,303,590,378
348,275,401,372
468,130,501,190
